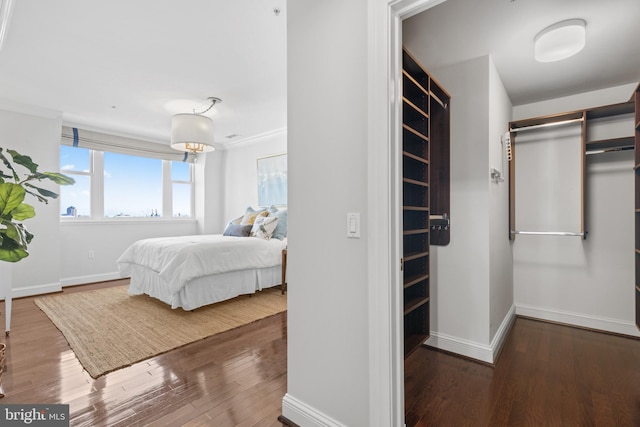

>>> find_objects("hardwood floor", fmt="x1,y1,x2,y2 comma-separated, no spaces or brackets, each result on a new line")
4,282,640,426
405,317,640,427
0,280,287,427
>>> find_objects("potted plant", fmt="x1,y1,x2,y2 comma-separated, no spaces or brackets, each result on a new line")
0,147,75,262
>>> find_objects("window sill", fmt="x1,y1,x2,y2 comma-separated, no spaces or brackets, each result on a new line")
60,218,198,226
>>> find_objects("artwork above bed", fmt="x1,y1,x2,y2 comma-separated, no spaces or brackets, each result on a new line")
257,153,287,207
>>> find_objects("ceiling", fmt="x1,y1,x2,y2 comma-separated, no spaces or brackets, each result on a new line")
0,1,638,148
0,0,287,146
404,0,640,106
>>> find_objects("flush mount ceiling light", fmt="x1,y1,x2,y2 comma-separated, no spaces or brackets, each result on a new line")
170,97,221,154
534,19,586,63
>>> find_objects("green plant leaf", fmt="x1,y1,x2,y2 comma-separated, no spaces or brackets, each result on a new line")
24,183,59,199
7,149,38,174
0,247,29,262
38,172,75,185
0,150,19,181
11,203,35,221
0,182,26,216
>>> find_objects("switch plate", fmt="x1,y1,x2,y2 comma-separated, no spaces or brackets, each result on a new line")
347,213,360,238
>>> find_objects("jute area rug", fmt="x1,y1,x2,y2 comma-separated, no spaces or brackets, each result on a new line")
34,286,287,378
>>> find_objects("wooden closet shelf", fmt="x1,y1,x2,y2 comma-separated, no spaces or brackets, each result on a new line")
586,136,634,151
403,206,429,212
404,333,429,357
403,229,429,236
403,98,429,119
403,151,429,164
403,70,429,96
403,251,429,262
404,273,429,288
585,101,634,120
403,124,429,141
404,296,429,316
403,178,429,187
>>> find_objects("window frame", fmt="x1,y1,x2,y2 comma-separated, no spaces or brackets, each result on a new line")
60,148,194,222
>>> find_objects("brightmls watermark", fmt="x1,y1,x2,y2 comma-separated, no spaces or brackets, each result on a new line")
0,405,69,426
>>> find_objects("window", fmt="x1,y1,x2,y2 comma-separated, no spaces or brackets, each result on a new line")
60,146,91,218
171,161,193,218
104,152,163,218
59,127,194,220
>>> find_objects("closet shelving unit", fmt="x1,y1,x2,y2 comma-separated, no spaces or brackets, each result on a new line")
401,48,450,357
508,100,635,240
585,101,635,154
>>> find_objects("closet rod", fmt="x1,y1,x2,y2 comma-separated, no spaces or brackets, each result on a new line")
586,146,634,155
510,117,584,133
511,230,584,237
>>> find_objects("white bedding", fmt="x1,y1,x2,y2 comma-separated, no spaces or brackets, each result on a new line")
117,234,287,299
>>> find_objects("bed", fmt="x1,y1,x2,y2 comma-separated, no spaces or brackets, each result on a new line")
118,206,288,310
117,233,287,310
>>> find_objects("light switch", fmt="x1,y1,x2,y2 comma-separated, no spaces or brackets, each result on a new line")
347,213,360,238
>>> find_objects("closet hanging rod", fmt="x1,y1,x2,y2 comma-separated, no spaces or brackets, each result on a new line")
509,117,584,133
511,230,584,237
586,146,634,155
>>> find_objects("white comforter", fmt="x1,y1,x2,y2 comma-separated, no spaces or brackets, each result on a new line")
117,235,286,295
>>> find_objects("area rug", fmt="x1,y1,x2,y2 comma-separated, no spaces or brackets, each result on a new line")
34,286,287,378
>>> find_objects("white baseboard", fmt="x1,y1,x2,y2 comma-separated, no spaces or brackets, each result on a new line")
7,282,62,299
490,304,516,361
282,393,347,427
425,305,516,364
1,273,125,301
60,272,124,288
515,304,640,338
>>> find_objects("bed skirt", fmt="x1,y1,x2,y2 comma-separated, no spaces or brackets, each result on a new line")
127,264,283,310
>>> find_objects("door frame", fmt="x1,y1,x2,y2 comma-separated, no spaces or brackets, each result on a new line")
367,0,447,425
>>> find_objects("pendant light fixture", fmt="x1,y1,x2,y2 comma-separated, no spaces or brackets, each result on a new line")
170,97,221,153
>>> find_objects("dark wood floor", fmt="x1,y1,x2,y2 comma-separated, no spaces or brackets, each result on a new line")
0,280,287,427
405,318,640,427
3,281,640,426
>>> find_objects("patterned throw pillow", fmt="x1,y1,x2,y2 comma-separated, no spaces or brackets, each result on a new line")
250,216,279,240
239,207,268,225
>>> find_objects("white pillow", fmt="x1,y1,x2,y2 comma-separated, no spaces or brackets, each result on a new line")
250,216,279,240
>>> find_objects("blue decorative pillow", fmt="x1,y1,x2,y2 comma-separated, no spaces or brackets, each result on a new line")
268,206,288,240
223,223,252,237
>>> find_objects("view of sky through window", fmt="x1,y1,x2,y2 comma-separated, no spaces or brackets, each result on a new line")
60,146,191,218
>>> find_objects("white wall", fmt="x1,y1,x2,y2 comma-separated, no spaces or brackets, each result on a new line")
285,0,370,425
222,129,287,223
59,220,198,289
0,108,64,295
513,84,638,337
488,58,514,343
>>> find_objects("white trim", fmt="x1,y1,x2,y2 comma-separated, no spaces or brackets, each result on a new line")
60,272,123,288
490,304,516,362
367,1,403,426
425,305,516,364
516,304,640,338
221,127,287,150
425,332,495,364
282,394,347,427
367,1,450,426
9,282,62,299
